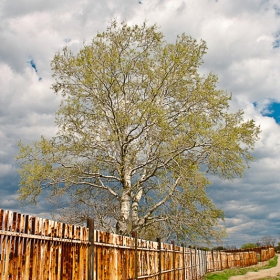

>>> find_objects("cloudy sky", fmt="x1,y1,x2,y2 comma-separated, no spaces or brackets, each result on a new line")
1,0,280,248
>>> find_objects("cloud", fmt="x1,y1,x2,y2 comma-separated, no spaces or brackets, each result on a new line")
1,0,280,248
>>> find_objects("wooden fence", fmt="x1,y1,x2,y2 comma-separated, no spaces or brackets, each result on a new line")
0,209,89,279
0,209,275,280
92,230,274,280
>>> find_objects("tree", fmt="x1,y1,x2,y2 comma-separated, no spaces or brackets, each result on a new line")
16,20,260,244
259,236,276,246
275,242,280,252
212,246,225,251
241,243,257,249
223,245,237,250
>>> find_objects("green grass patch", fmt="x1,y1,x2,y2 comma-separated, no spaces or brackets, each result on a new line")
203,255,278,280
266,256,278,268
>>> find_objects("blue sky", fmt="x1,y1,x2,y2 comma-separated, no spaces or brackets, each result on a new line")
0,0,280,248
254,100,280,123
262,102,280,123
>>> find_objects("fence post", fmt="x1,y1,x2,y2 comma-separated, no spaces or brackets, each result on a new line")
87,219,94,280
189,246,193,280
203,249,206,277
197,248,202,279
157,238,162,280
211,250,214,272
205,250,208,274
195,247,197,280
171,241,175,280
227,251,229,269
181,244,186,280
132,231,138,280
220,251,222,270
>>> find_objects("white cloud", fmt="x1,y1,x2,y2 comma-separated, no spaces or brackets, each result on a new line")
268,212,279,220
1,0,280,247
0,164,14,177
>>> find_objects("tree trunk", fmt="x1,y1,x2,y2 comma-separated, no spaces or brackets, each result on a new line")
131,189,143,231
116,170,132,235
116,191,130,235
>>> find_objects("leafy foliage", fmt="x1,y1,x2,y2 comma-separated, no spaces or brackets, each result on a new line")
241,243,257,249
16,20,260,244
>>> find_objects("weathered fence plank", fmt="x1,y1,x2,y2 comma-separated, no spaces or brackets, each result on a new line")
0,209,89,280
0,209,275,280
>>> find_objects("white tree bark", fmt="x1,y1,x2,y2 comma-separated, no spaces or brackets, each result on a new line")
117,191,131,235
131,188,143,230
117,169,132,235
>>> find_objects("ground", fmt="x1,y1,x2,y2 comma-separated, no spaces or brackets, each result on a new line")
229,254,280,280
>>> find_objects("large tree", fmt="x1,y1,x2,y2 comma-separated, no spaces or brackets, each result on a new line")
17,21,260,243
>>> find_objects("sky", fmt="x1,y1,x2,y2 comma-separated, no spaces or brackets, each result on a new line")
0,0,280,248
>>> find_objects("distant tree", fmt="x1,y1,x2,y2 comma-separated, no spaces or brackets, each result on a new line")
212,246,225,251
224,245,237,250
275,242,280,252
259,236,276,246
200,247,210,251
241,243,257,249
16,20,260,244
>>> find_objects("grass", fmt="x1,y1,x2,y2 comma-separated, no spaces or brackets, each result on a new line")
203,255,278,280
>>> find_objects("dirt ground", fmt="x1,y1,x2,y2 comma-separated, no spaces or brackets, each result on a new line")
229,254,280,280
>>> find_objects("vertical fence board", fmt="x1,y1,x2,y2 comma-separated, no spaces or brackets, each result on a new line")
0,208,276,280
0,209,91,280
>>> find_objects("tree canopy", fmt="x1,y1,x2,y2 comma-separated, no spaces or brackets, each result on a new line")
240,243,257,249
16,20,260,244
